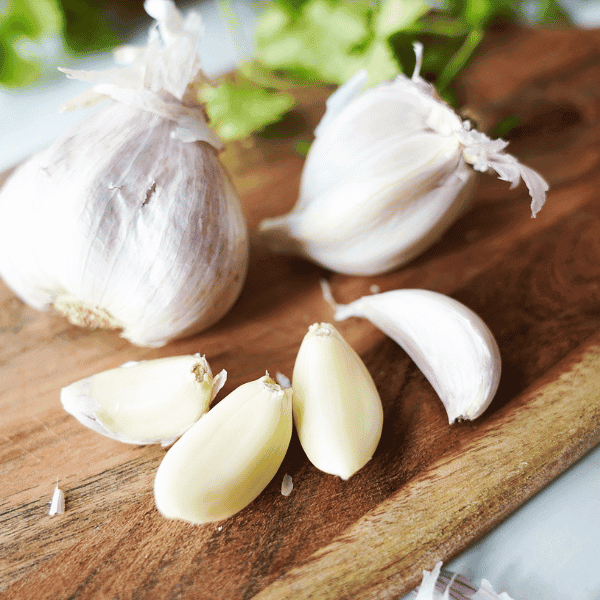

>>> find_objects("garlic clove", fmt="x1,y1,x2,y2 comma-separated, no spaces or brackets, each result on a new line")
61,355,226,446
259,43,548,276
292,323,383,480
322,282,501,423
154,374,293,524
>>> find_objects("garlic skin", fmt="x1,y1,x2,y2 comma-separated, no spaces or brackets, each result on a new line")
0,0,248,347
281,473,293,496
49,483,65,517
259,43,548,276
292,323,383,480
61,355,226,446
413,562,516,600
322,282,500,423
154,374,293,524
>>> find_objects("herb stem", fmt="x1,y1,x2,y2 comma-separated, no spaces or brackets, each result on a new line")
436,26,484,91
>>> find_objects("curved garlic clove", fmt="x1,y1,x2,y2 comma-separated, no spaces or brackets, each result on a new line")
292,323,383,480
154,374,293,524
259,43,548,276
322,282,501,423
0,0,248,347
61,355,226,446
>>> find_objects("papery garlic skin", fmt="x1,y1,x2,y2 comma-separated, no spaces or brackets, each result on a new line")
61,354,226,446
281,473,293,496
323,283,500,423
259,44,548,276
49,483,65,516
413,561,516,600
0,0,248,347
292,323,383,480
154,374,293,524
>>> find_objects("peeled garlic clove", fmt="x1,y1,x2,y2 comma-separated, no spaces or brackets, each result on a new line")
292,323,383,480
259,43,548,276
154,374,293,524
323,282,500,423
61,355,226,446
0,0,248,347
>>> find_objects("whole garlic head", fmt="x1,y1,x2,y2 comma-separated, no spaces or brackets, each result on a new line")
0,0,248,347
259,43,548,276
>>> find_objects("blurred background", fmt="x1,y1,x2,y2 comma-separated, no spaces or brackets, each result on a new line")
2,0,599,172
2,1,600,598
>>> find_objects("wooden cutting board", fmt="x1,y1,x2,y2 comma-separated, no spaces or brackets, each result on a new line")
2,24,600,600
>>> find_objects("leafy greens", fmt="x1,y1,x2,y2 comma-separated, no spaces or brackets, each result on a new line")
1,0,120,88
201,0,571,140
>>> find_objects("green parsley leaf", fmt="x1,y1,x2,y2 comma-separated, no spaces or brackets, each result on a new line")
256,0,377,85
0,0,120,88
0,0,64,87
204,0,574,139
200,80,295,141
375,0,429,37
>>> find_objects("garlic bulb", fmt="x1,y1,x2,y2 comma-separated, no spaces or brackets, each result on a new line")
154,374,293,524
322,282,500,423
0,0,248,347
61,354,226,446
259,43,548,276
292,322,383,479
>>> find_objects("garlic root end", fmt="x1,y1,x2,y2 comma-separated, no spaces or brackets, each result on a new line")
54,294,123,330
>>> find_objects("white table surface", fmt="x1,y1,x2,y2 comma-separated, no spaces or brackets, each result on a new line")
1,1,599,598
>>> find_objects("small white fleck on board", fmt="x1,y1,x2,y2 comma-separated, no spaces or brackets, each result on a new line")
281,473,293,496
49,481,65,516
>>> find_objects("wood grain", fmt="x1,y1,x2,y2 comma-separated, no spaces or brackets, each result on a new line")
2,24,600,600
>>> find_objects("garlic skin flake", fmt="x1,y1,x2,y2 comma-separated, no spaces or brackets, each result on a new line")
61,355,226,446
0,0,248,347
281,473,293,496
154,374,293,524
413,561,516,600
292,323,383,480
49,482,65,517
259,43,548,276
323,282,500,423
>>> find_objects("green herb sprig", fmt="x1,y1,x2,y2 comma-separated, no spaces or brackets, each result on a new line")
201,0,571,141
1,0,120,88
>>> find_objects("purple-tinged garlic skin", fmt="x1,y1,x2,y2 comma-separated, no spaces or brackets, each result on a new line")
0,0,249,347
